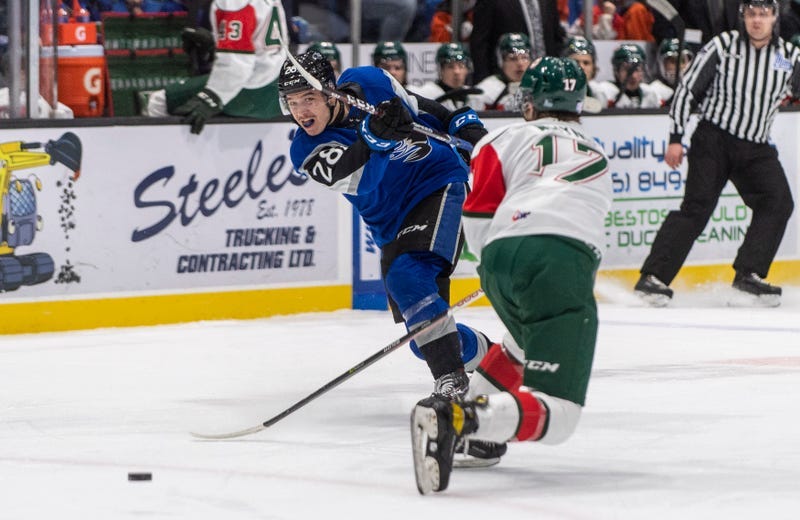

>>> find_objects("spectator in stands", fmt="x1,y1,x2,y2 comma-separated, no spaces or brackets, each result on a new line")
652,0,740,51
781,0,800,40
618,0,655,41
142,0,287,134
409,42,480,110
468,32,532,111
469,0,566,82
649,37,693,107
406,0,441,41
429,0,475,43
567,1,624,40
372,40,408,86
564,36,616,108
601,42,660,108
307,41,342,77
362,0,418,41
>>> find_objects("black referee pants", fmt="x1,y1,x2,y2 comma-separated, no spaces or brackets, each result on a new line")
641,120,794,284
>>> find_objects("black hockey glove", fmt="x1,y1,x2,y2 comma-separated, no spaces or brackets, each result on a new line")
369,96,414,141
173,88,223,135
181,27,216,76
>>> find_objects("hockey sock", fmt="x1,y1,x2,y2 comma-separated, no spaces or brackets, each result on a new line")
456,323,491,371
468,342,523,398
472,388,549,443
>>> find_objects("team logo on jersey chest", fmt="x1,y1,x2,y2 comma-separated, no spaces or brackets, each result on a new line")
390,137,432,163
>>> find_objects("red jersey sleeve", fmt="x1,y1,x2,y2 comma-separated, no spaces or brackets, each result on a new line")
215,5,258,53
463,144,506,217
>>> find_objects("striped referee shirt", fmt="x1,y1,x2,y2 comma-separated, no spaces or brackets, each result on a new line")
670,30,800,144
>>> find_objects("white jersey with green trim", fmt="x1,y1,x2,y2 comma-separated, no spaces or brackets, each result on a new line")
206,0,287,104
463,118,612,260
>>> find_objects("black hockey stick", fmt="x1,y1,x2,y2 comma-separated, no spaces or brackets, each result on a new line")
191,288,485,440
646,0,687,84
278,35,475,152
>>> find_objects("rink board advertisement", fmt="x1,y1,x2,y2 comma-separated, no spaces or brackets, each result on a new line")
0,122,345,304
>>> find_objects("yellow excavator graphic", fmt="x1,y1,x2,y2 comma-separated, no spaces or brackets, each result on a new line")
0,132,81,291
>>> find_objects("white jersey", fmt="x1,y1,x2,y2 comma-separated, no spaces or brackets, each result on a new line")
468,75,521,111
588,79,616,109
408,81,471,110
463,118,612,260
206,0,287,104
649,79,673,107
610,82,661,109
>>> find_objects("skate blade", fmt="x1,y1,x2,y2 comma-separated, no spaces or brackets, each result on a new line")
453,455,501,468
634,290,671,307
411,406,440,495
727,291,781,308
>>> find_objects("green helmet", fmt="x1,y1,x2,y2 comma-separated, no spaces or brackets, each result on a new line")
307,41,340,64
436,42,471,68
657,38,693,83
612,43,646,69
517,56,587,114
565,36,596,61
373,41,407,66
739,0,778,14
496,32,531,64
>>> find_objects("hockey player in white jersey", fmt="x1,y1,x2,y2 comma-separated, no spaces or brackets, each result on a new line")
409,42,480,111
468,33,532,112
144,0,288,134
410,56,612,494
602,43,661,109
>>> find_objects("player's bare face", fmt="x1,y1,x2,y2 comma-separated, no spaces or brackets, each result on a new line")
503,53,532,83
743,6,776,47
379,60,407,85
570,53,596,80
286,90,331,136
440,62,468,89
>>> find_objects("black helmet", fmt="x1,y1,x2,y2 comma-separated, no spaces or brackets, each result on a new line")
278,50,336,114
307,41,341,63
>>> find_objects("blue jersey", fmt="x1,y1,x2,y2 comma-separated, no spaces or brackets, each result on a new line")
288,66,468,247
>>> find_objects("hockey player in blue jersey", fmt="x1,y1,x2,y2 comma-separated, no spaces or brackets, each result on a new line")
278,50,490,401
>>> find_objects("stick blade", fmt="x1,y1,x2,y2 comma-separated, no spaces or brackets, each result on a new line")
190,424,266,440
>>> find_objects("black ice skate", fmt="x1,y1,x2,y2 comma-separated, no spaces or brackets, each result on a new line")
731,272,781,307
634,274,673,307
410,395,478,494
453,437,507,468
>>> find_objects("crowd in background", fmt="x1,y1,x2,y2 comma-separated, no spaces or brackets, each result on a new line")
2,0,800,116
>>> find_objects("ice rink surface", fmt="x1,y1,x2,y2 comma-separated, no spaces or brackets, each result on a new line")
2,281,799,519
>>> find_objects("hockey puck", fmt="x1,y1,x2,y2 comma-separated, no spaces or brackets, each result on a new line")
127,472,152,481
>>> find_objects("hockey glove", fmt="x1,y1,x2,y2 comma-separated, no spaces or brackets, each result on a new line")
173,88,223,135
369,96,414,141
181,27,215,76
445,106,487,145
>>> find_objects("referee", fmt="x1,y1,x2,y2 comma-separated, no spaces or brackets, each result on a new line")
635,0,800,307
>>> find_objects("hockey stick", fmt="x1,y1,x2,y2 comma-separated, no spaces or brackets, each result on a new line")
190,288,485,440
646,0,687,84
278,35,474,152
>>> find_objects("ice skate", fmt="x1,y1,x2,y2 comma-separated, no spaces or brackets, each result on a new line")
730,272,781,307
453,437,507,468
634,274,673,307
410,395,478,494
